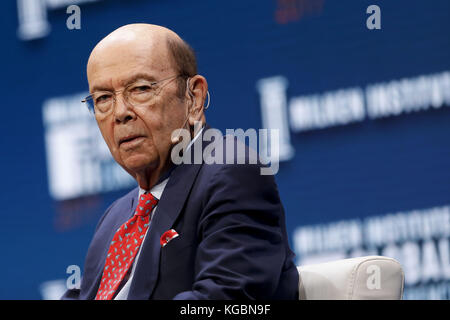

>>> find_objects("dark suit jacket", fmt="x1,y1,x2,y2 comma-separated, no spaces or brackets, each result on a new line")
62,129,299,300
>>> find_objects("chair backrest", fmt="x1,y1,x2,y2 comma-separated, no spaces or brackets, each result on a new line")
297,256,404,300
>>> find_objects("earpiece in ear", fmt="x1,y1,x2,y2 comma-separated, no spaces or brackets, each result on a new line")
172,78,198,146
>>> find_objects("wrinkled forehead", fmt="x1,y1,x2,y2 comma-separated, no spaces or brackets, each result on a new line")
87,33,174,90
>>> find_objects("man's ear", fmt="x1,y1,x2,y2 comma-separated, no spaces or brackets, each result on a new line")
187,75,208,127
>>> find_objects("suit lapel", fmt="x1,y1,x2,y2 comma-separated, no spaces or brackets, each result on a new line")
127,126,211,300
126,162,202,299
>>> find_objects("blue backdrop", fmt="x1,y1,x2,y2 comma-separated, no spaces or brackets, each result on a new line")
0,0,449,299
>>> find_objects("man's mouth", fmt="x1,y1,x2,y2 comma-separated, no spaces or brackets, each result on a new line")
119,135,145,147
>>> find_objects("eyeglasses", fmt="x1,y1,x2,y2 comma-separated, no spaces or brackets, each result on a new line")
82,75,182,115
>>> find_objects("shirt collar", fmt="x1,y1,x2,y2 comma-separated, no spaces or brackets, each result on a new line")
138,177,169,199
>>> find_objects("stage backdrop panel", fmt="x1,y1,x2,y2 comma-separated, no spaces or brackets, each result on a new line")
0,0,449,299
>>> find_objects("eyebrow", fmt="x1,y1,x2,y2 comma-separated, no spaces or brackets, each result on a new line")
121,73,158,86
90,73,157,93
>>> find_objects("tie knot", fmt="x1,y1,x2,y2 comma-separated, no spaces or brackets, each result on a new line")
135,192,159,216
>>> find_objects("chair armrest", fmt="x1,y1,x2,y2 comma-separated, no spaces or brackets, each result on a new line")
297,256,404,300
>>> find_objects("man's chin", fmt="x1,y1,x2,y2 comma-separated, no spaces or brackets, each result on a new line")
121,155,158,176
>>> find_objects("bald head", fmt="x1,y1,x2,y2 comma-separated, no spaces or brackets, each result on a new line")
87,24,197,92
100,23,180,43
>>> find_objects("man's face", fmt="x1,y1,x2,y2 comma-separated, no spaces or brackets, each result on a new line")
87,36,187,179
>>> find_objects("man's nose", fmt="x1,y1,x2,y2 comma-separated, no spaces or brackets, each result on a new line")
114,94,135,124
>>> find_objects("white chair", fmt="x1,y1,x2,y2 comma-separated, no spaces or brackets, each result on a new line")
297,256,404,300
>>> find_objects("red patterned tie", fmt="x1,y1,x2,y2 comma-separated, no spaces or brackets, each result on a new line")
95,192,158,300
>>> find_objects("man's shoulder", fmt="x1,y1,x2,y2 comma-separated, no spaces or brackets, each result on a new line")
186,132,279,198
112,186,139,209
95,186,139,230
199,132,273,176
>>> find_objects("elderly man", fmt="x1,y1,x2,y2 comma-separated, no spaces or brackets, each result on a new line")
62,23,298,300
